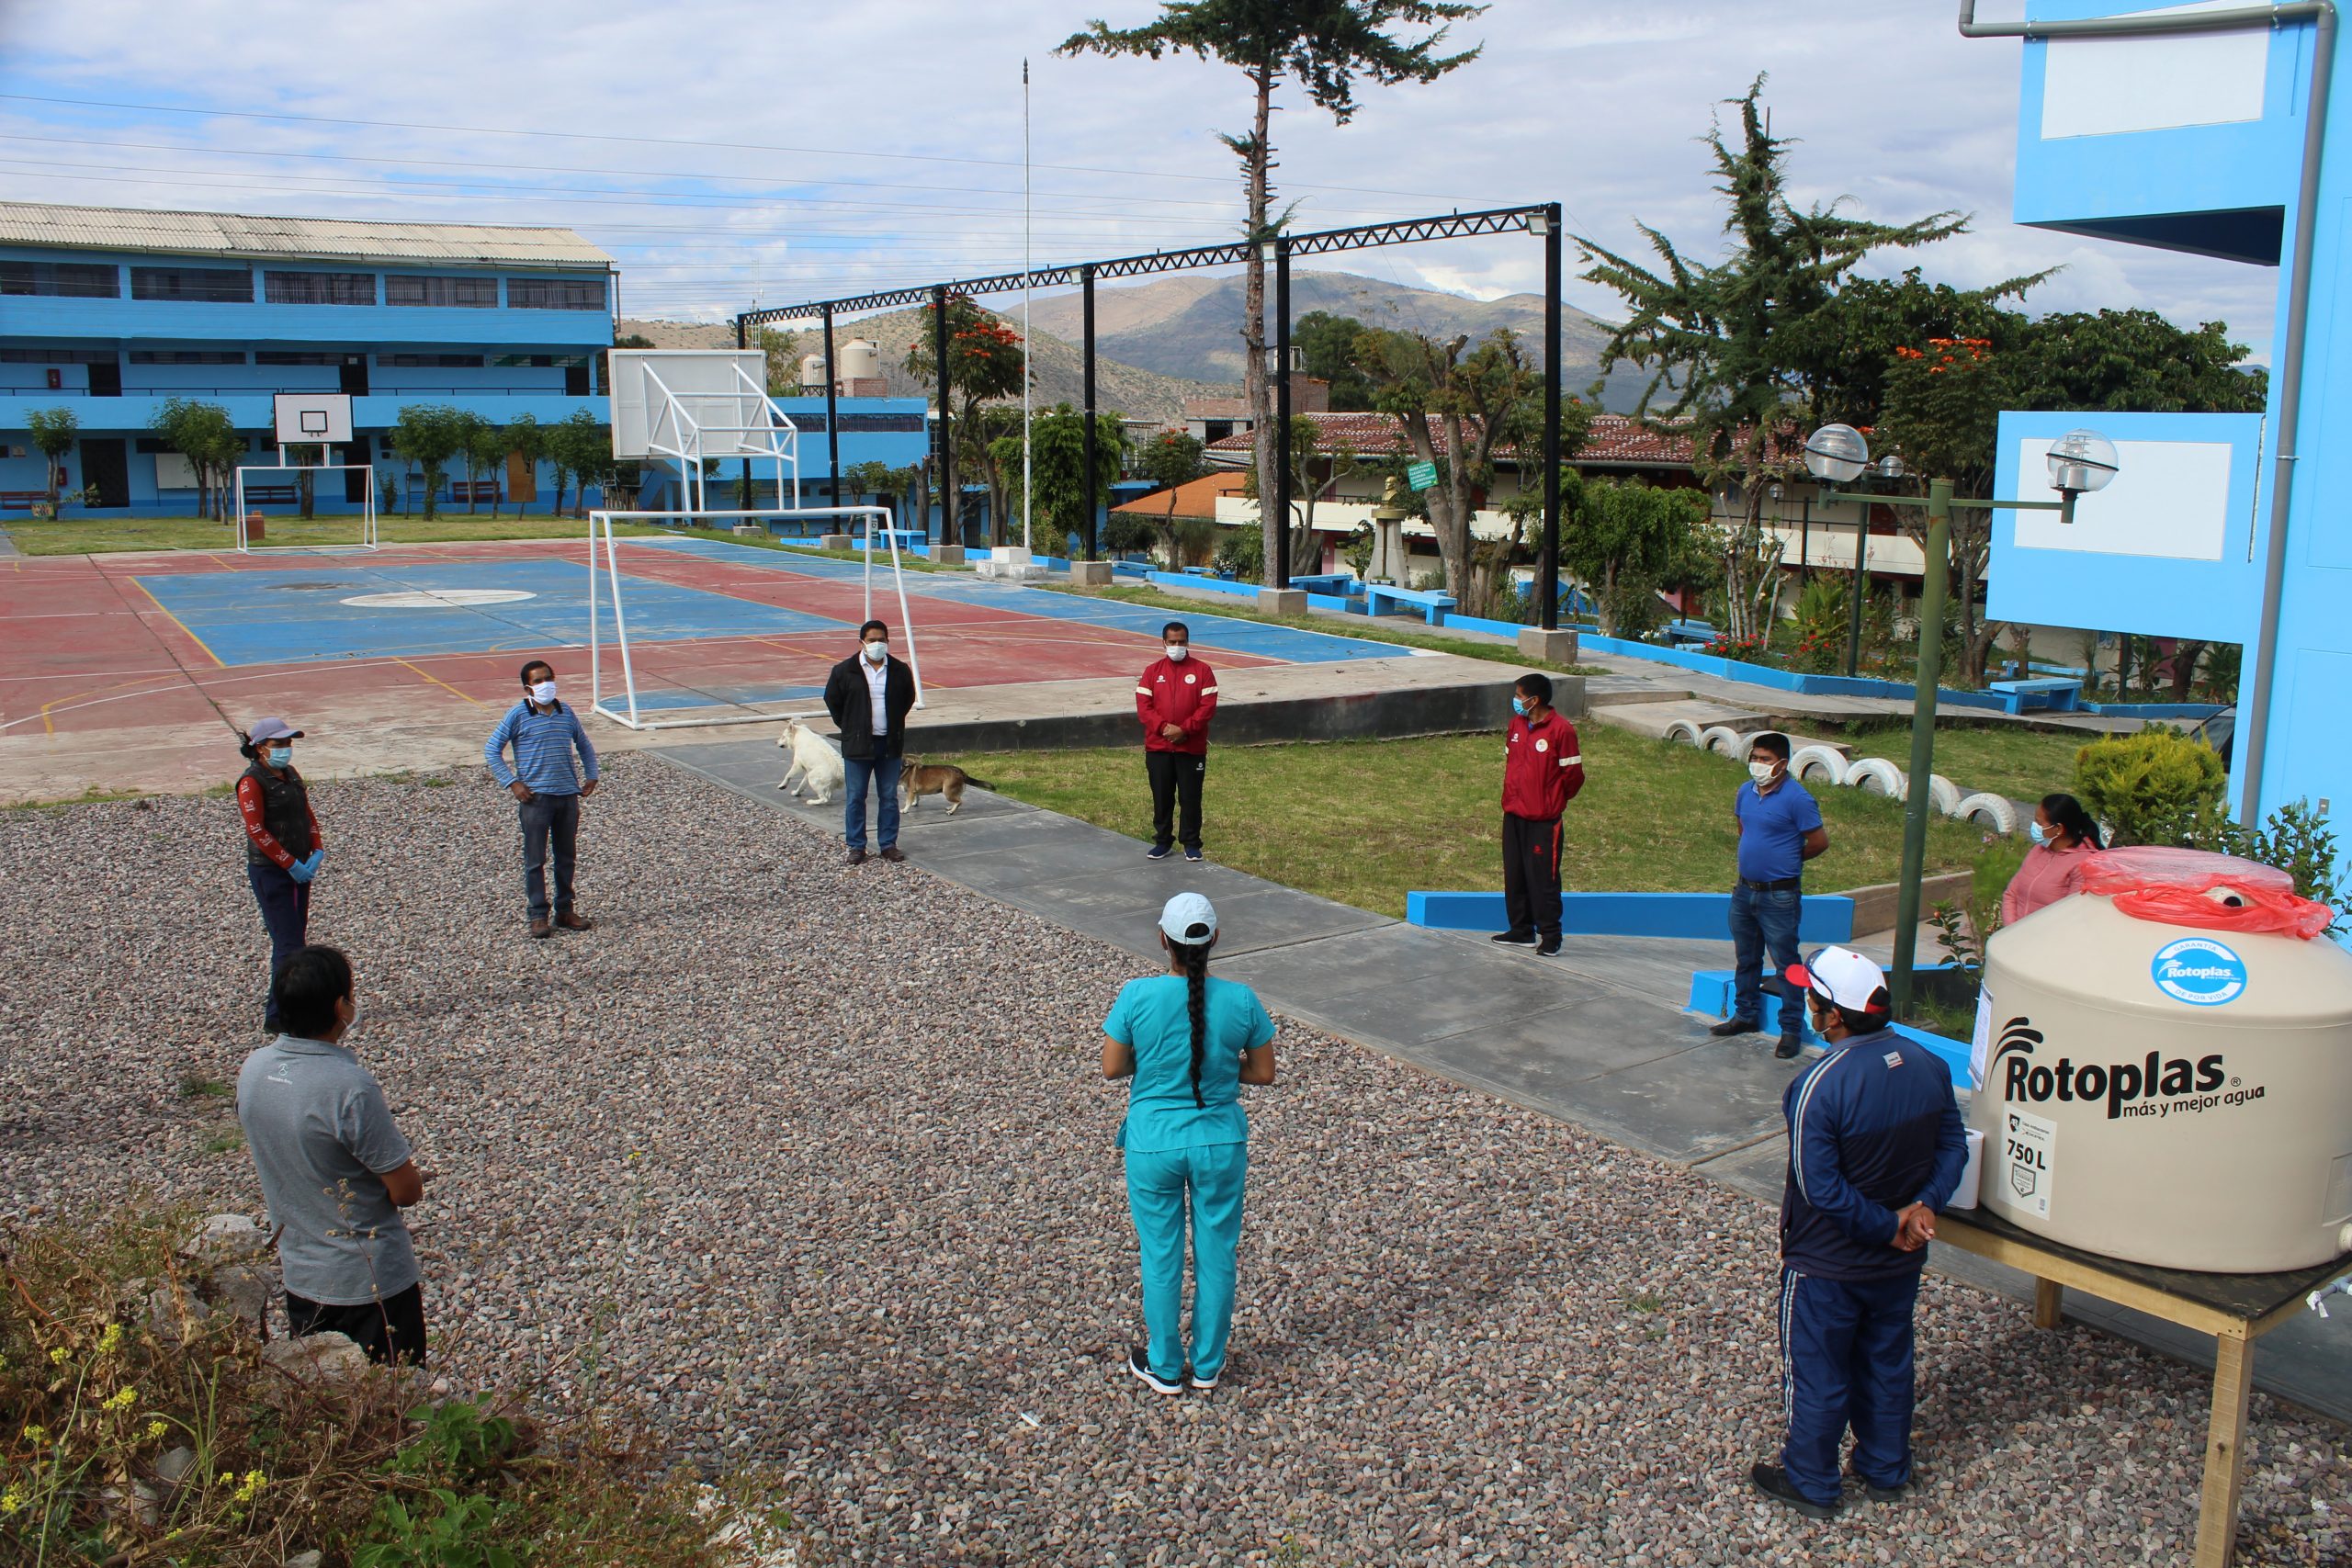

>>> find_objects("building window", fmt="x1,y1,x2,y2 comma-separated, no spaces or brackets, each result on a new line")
254,351,343,366
0,347,116,364
377,353,486,368
129,265,253,303
0,261,120,298
506,276,606,310
385,274,499,309
836,412,925,433
127,349,247,365
264,270,378,306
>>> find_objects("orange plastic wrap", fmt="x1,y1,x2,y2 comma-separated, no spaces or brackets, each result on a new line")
2078,846,2335,939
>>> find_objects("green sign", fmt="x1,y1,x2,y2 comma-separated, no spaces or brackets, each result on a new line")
1407,460,1439,492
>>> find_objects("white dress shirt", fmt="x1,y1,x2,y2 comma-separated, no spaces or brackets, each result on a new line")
863,655,889,736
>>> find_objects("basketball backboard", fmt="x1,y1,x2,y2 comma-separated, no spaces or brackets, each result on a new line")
273,392,353,446
608,349,777,459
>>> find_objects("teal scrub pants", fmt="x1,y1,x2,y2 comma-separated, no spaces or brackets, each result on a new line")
1125,1140,1249,1382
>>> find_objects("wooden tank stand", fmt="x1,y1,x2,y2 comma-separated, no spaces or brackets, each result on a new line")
1936,1209,2344,1568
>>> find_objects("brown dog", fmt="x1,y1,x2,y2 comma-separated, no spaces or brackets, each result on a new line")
898,761,987,815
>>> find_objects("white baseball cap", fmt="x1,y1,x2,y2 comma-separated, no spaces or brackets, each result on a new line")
246,716,305,743
1158,891,1218,945
1784,946,1891,1016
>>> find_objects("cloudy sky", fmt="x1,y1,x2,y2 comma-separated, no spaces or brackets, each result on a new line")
0,0,2279,355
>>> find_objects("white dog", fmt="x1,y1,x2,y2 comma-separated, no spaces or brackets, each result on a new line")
776,716,844,805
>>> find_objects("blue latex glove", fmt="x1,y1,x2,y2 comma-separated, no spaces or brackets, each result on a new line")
288,851,321,885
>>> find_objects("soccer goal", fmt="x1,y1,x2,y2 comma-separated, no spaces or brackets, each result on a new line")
232,394,378,553
584,507,926,732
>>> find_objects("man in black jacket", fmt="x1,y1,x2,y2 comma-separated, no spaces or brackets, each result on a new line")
822,618,918,865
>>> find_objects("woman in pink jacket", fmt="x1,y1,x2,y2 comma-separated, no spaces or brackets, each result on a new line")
1999,793,2103,926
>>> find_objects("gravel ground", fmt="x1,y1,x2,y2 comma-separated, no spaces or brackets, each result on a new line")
5,754,2347,1566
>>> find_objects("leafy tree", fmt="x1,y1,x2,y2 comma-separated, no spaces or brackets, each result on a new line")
904,294,1026,541
390,405,469,522
2011,309,2267,413
976,405,1029,547
1355,325,1541,610
1060,1,1484,579
757,327,800,397
1136,429,1208,566
150,399,240,522
1576,77,1969,642
1295,310,1377,409
1796,266,2040,431
458,412,507,516
842,458,896,515
545,408,612,517
614,333,656,349
1558,476,1711,637
2074,728,2227,848
1240,414,1366,574
25,407,78,506
503,414,546,516
1031,400,1134,557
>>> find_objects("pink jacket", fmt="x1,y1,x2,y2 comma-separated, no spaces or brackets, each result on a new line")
2000,841,2097,927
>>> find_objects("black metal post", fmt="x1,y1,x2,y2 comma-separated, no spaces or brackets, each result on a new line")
822,306,842,519
1082,265,1099,561
933,287,952,545
1540,202,1563,631
1273,238,1292,588
735,317,747,350
1798,496,1811,585
1845,500,1870,678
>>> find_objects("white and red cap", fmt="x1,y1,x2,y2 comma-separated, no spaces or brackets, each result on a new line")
1784,946,1891,1015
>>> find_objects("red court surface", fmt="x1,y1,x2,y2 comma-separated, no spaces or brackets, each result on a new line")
0,537,1300,753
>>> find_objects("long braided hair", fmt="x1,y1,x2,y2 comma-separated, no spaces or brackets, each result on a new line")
1168,935,1212,1108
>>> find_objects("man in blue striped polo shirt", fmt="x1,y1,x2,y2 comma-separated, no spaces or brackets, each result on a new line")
485,658,600,939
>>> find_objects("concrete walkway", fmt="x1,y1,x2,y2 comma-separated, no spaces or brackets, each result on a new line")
652,735,2352,1427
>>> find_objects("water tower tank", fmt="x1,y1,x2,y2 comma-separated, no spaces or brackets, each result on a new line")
1970,848,2352,1272
840,339,883,383
798,353,829,389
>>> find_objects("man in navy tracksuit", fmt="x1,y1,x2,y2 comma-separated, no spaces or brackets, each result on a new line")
1754,945,1968,1519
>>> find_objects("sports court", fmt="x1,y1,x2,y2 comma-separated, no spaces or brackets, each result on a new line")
0,532,1414,744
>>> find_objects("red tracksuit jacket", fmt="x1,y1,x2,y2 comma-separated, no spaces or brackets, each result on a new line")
1502,710,1586,821
1136,653,1218,755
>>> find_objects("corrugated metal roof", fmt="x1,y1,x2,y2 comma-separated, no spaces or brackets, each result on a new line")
0,202,611,269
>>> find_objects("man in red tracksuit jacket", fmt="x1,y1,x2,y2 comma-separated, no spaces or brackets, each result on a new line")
1136,619,1218,863
1495,671,1586,956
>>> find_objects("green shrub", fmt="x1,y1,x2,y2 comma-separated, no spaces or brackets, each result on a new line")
2072,727,2225,846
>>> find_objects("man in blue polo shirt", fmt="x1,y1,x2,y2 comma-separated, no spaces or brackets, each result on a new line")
1712,731,1828,1058
485,658,600,940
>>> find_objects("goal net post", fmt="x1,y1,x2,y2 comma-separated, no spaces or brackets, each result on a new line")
233,394,378,553
585,506,924,732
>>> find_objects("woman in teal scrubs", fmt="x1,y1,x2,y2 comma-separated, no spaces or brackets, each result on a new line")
1102,891,1278,1394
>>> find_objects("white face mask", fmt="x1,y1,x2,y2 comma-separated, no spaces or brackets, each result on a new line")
1165,644,1189,661
864,640,888,663
1748,760,1778,784
529,679,558,705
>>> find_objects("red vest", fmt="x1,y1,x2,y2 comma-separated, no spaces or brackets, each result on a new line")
1502,711,1585,820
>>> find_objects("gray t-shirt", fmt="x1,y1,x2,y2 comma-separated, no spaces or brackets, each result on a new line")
236,1034,417,1305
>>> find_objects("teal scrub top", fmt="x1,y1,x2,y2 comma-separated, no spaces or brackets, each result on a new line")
1104,974,1275,1152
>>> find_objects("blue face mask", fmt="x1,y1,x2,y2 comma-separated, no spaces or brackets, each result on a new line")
1510,696,1528,716
2029,820,2050,847
266,746,293,769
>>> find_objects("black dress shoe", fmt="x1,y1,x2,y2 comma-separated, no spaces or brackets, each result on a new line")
1775,1034,1804,1059
1860,1478,1906,1503
1490,930,1537,946
844,848,868,866
1710,1016,1759,1038
1750,1462,1838,1519
1533,938,1562,957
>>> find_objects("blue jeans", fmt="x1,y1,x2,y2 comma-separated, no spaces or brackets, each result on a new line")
517,792,581,921
1778,1266,1922,1506
1126,1141,1249,1383
247,861,311,1032
842,752,901,851
1730,880,1803,1035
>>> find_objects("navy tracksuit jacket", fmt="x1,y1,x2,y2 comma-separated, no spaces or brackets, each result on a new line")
1775,1028,1968,1506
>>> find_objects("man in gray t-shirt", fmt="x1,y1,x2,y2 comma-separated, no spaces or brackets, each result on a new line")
236,944,429,1364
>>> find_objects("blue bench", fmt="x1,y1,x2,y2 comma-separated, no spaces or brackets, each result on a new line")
1287,571,1358,595
1988,675,2084,715
1363,582,1456,626
1664,618,1717,647
1112,558,1153,579
1181,564,1238,581
857,527,925,551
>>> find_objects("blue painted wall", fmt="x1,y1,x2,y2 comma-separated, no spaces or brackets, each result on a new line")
2005,2,2350,837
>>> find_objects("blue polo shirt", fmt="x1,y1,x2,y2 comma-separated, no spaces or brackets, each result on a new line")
1736,777,1824,883
1104,975,1275,1152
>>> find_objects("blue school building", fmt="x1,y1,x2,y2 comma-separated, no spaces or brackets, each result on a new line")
0,201,927,518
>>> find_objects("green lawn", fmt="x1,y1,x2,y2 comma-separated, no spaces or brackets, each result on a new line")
1817,718,2094,803
2,513,955,564
948,727,1992,919
1046,581,1610,674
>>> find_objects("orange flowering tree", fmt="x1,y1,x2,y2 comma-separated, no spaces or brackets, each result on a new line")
1880,335,2010,682
905,293,1028,541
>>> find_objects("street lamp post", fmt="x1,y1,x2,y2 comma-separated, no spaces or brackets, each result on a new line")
1804,424,2118,1015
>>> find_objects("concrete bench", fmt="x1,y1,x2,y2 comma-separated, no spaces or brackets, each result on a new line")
0,491,50,511
1363,582,1456,626
448,479,501,504
1288,572,1359,596
1988,675,2084,715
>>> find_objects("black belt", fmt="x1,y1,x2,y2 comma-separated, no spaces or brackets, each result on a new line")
1740,876,1802,892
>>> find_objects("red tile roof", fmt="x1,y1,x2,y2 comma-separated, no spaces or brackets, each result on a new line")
1110,471,1247,517
1202,412,1798,470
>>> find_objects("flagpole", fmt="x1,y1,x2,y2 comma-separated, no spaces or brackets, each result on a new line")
1022,56,1034,554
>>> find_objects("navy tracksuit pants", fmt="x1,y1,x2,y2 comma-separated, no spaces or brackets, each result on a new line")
1777,1265,1921,1506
